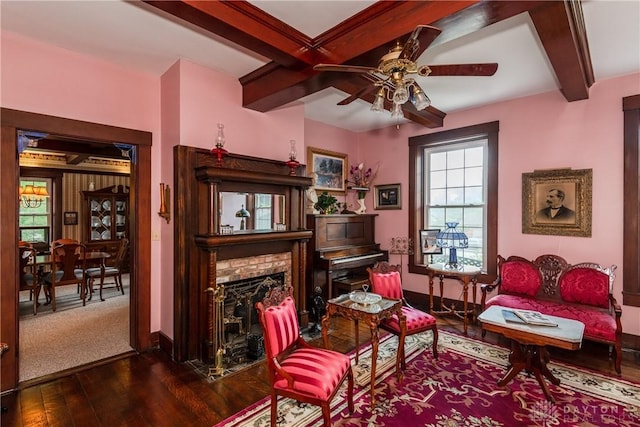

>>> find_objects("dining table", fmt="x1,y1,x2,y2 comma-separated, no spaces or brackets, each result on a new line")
30,251,111,305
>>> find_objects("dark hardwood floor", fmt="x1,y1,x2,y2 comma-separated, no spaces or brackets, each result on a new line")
2,315,639,427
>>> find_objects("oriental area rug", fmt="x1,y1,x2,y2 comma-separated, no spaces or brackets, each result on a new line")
215,331,640,427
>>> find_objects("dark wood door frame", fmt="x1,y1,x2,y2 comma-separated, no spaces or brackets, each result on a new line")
1,108,153,392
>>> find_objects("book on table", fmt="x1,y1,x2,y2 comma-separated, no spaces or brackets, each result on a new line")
501,309,558,327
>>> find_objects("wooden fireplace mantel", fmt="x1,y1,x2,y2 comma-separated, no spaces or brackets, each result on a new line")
173,145,312,363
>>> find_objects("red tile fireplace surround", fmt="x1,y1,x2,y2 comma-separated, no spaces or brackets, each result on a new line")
173,146,313,364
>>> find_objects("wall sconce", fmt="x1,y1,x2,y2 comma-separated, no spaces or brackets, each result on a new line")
19,184,49,208
285,139,300,175
210,122,228,165
158,183,171,223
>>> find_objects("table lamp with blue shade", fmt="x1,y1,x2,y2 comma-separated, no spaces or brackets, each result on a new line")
436,222,469,270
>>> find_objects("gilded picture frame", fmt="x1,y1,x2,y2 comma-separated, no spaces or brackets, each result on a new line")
374,183,401,210
307,147,347,193
522,168,592,237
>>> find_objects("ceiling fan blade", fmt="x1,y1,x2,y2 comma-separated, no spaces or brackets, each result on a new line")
399,25,442,62
426,63,499,76
313,64,378,74
337,85,377,105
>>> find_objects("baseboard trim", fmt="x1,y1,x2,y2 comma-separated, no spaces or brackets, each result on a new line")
158,331,173,358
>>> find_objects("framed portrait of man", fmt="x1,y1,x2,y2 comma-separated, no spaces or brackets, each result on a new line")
522,168,592,237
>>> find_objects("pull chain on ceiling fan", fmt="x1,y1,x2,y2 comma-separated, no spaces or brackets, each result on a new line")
314,25,498,119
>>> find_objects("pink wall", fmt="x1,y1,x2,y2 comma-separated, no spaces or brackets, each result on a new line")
304,119,360,209
359,72,640,335
174,60,305,160
156,60,307,336
1,30,165,333
3,28,639,338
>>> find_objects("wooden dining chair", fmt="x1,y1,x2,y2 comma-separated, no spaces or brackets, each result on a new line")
43,240,87,311
18,242,39,315
255,296,354,426
85,238,129,301
367,261,439,369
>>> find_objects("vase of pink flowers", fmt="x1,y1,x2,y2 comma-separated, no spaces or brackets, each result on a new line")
347,162,378,214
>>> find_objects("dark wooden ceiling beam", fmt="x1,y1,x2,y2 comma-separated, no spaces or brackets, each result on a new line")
142,0,318,68
66,153,91,165
140,0,594,128
240,1,540,113
529,0,593,101
310,1,479,64
241,1,484,112
34,138,125,159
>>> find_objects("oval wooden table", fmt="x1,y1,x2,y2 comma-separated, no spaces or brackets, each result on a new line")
478,304,585,402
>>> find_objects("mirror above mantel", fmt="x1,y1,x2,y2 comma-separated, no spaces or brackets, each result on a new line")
219,191,286,232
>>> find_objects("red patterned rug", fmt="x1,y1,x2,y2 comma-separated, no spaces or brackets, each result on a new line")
215,331,640,426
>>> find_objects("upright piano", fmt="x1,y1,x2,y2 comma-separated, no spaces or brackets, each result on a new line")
306,214,388,300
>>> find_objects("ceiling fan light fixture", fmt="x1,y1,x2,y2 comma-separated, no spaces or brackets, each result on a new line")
390,103,403,120
411,84,431,111
371,88,386,112
392,83,409,105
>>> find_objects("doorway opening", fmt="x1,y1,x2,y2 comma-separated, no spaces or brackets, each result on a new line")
1,107,152,392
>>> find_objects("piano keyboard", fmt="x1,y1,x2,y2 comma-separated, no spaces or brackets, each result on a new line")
331,253,386,264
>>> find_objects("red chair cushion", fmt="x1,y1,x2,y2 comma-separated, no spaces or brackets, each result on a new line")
261,297,300,356
559,268,610,309
370,271,403,299
500,260,542,297
274,347,351,400
381,306,436,334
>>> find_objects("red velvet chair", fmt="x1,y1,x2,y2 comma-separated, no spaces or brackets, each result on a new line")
367,261,438,369
255,296,353,427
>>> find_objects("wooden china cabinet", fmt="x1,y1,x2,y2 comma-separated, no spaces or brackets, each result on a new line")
82,184,130,271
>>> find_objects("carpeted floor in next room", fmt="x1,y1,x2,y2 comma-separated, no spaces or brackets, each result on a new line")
18,276,133,382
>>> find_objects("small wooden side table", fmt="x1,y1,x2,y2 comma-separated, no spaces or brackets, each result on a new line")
427,263,481,334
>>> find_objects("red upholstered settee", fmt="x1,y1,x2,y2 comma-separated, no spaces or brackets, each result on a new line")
480,254,622,374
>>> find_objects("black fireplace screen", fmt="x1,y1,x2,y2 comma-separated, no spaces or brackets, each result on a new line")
221,272,285,365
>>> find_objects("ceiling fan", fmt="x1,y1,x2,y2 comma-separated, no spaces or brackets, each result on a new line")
313,25,498,118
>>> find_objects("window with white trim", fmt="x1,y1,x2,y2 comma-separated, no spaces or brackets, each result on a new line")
254,193,273,230
19,178,52,245
409,121,499,279
425,141,486,267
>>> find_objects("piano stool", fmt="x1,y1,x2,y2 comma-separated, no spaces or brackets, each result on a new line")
333,275,369,296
